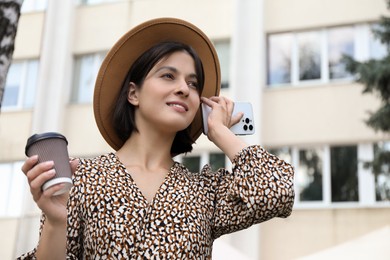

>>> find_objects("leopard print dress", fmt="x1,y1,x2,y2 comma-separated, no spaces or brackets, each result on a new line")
18,145,294,259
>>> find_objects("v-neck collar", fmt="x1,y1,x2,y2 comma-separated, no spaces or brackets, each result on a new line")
112,152,179,206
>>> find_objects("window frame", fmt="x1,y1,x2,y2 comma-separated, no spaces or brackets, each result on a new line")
71,52,106,104
269,143,389,209
178,144,388,209
3,59,39,111
213,39,231,89
21,0,47,13
266,23,381,88
178,151,229,172
77,0,123,6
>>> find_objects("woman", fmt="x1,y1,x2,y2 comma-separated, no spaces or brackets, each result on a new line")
19,18,294,259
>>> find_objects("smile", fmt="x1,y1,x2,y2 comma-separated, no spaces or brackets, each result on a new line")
167,102,188,111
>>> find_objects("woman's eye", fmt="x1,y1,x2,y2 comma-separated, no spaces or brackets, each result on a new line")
162,73,174,80
187,81,198,89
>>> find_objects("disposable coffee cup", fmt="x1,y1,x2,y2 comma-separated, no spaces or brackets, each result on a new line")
25,132,73,196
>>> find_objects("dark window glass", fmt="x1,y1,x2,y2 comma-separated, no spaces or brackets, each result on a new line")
298,148,323,201
269,147,292,164
214,41,230,89
209,153,225,171
71,53,105,104
373,142,390,201
267,33,292,85
370,23,387,60
328,26,354,79
330,146,358,202
298,31,321,81
4,60,39,109
3,63,22,107
182,156,200,173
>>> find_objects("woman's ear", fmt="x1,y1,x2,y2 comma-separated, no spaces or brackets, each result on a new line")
127,82,139,106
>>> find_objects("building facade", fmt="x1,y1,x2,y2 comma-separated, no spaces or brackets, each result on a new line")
0,0,389,259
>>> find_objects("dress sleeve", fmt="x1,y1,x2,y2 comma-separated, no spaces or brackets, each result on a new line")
66,158,86,259
211,145,295,239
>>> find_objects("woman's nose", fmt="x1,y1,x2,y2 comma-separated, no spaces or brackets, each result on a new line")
175,79,190,96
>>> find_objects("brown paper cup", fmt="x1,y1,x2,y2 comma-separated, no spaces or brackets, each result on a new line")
25,132,73,196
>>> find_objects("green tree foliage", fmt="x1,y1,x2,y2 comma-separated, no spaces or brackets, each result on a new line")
343,1,390,183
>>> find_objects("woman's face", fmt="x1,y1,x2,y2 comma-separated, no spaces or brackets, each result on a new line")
129,51,201,135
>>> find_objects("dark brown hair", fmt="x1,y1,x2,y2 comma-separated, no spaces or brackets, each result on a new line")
113,41,205,155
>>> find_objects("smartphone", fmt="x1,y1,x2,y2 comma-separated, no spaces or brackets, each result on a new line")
201,102,255,135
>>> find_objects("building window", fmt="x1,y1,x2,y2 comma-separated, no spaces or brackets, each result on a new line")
180,152,226,173
297,148,323,201
209,153,226,171
270,146,324,203
214,40,231,89
0,162,26,217
71,53,105,104
267,33,292,85
78,0,121,5
328,26,354,80
182,156,201,173
369,23,387,60
267,23,380,87
330,145,359,202
269,147,292,164
373,142,390,201
21,0,47,12
3,59,39,110
297,31,322,81
181,144,388,207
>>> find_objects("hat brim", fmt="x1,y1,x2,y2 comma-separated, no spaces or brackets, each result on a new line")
93,17,221,151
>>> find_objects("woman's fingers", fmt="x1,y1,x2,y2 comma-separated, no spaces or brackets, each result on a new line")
203,96,229,113
42,183,66,197
29,167,55,190
26,160,54,181
202,96,238,129
200,96,213,106
20,156,70,225
230,111,243,127
21,155,39,175
22,157,56,202
30,169,56,201
208,96,228,106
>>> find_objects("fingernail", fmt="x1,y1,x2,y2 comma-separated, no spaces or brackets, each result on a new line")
44,160,55,167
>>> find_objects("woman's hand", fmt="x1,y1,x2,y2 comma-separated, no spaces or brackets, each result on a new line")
201,96,248,160
201,96,242,138
21,156,79,226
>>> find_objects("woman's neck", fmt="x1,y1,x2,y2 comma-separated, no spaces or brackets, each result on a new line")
116,130,174,171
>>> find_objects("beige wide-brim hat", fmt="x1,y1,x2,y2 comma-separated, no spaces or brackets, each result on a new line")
93,17,221,151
